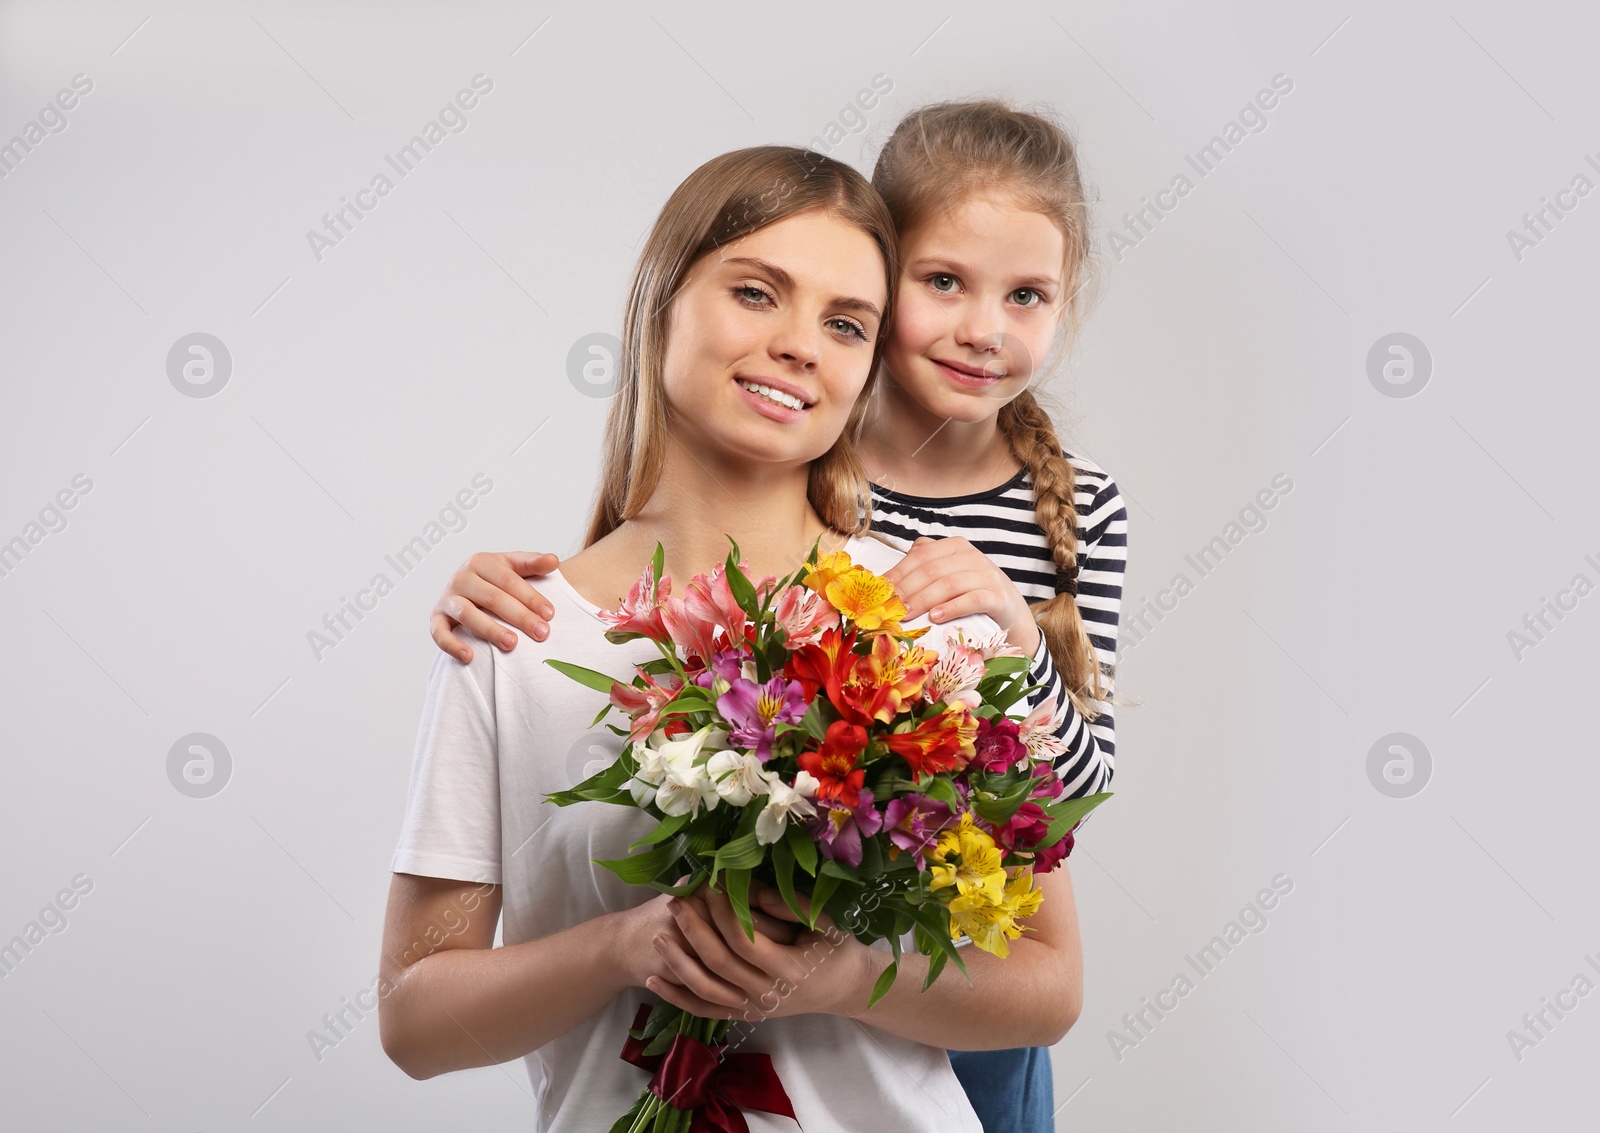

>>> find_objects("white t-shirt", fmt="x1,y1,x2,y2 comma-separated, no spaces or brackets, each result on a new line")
392,533,991,1132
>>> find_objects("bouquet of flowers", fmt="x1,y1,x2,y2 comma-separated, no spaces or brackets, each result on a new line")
546,540,1111,1133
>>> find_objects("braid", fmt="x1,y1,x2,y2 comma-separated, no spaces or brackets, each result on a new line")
998,389,1109,718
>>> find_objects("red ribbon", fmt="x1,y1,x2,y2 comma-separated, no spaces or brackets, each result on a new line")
620,1004,801,1133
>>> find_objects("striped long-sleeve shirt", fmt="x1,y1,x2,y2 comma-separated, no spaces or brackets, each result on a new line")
863,451,1128,802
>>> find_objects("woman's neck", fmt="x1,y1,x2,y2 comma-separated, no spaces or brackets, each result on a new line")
857,370,1019,497
567,432,849,608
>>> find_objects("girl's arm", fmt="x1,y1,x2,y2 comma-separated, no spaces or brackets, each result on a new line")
430,551,560,662
647,869,1082,1051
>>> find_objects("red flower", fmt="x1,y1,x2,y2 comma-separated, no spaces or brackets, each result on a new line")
784,625,860,719
798,721,868,806
881,707,977,782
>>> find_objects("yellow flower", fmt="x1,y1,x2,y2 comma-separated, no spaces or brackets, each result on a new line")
928,813,1006,906
801,551,856,598
948,872,1044,959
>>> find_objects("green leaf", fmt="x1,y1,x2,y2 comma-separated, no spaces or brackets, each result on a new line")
543,659,622,696
807,871,842,930
712,831,764,877
1041,791,1113,847
650,543,665,592
798,698,830,741
772,837,805,922
982,656,1032,678
594,835,687,886
867,960,899,1008
724,866,755,942
628,811,690,851
786,824,818,876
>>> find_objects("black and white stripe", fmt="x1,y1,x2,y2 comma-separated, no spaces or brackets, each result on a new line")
865,452,1128,802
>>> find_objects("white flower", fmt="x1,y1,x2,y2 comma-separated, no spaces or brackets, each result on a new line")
923,650,986,710
755,769,820,845
645,724,726,817
1018,695,1068,765
625,776,658,808
705,749,771,807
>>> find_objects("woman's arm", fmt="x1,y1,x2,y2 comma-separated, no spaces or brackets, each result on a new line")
646,869,1081,1051
378,874,802,1080
430,551,560,661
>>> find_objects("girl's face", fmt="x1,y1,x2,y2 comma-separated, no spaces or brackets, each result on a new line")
882,194,1067,424
660,207,887,469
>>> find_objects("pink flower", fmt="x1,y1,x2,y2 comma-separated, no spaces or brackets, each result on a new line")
608,666,684,742
597,562,671,644
659,592,718,664
772,583,840,650
1032,829,1075,874
1017,695,1068,766
684,563,749,647
972,717,1029,773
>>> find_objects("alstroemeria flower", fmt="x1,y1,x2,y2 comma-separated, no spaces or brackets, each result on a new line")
982,799,1050,854
883,793,954,870
881,705,978,781
927,811,1006,906
822,567,925,638
649,725,726,817
705,748,772,807
972,717,1029,774
923,645,986,711
949,870,1044,958
1016,694,1068,766
847,633,937,723
809,789,884,868
718,675,807,761
683,562,749,648
772,583,841,650
659,592,718,664
609,666,684,742
785,625,859,718
597,561,671,644
797,721,867,806
1032,829,1075,874
755,770,820,845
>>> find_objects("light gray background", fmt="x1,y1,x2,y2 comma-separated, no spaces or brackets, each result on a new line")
2,1,1594,1129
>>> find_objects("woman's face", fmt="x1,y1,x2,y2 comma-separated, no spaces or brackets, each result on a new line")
881,194,1067,424
659,207,887,469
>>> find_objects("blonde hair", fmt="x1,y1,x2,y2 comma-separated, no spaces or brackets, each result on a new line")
585,146,899,547
872,99,1114,719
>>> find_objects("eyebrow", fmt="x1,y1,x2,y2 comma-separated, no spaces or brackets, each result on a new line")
721,255,883,321
908,256,1060,290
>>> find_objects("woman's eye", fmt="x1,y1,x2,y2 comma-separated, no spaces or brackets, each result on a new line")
733,284,774,306
928,273,958,293
827,317,869,342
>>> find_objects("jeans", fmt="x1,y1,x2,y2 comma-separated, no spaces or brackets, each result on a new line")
948,1045,1054,1132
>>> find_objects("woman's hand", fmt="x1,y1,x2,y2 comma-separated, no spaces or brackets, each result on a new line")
430,551,559,662
882,536,1041,655
644,880,877,1022
615,876,802,997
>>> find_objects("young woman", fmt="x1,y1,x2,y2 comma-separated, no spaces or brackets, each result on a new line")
380,145,1083,1131
425,101,1128,1132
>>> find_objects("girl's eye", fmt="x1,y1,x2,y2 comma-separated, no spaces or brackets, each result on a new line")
827,317,870,342
928,273,959,293
1011,287,1045,307
733,284,774,306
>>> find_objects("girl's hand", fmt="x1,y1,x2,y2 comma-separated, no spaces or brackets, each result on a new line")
882,536,1041,655
645,880,875,1022
430,551,559,662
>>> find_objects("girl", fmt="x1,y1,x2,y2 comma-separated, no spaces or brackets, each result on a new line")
428,101,1128,1132
381,144,1083,1132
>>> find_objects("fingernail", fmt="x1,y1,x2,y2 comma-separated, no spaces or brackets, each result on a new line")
502,634,515,648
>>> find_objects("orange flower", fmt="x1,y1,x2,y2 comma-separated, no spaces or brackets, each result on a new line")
845,633,938,724
881,705,978,781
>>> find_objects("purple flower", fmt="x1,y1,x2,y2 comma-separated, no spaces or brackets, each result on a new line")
693,647,750,690
810,789,884,869
882,793,955,871
717,674,807,761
